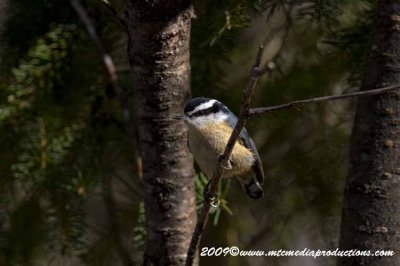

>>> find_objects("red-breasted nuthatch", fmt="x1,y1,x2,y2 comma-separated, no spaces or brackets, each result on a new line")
175,97,264,199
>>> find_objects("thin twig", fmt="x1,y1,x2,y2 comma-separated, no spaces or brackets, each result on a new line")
70,0,142,178
100,0,128,29
248,84,400,117
185,46,266,266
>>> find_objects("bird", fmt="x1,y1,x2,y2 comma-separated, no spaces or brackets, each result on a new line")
175,97,264,199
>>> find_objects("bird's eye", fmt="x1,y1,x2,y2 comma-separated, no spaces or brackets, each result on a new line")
191,109,206,117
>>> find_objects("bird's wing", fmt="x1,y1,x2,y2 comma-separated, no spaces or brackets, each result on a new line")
227,116,264,185
239,128,264,185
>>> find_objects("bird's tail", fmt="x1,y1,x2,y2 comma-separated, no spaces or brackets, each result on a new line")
239,177,264,199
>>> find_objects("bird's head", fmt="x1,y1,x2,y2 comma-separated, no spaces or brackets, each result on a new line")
174,97,232,128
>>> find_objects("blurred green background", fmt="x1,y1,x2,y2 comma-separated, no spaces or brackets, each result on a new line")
0,0,374,265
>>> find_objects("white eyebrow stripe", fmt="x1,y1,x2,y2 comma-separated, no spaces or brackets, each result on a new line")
187,99,217,115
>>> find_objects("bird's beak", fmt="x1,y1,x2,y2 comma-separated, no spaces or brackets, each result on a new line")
173,114,187,121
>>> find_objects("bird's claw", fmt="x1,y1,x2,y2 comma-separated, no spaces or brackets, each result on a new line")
203,180,220,208
210,197,220,208
221,160,232,170
218,155,232,170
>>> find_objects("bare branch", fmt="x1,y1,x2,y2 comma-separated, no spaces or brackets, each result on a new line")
248,84,400,117
70,0,142,179
185,46,266,266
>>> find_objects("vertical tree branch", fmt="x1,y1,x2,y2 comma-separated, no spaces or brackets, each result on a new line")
185,46,266,266
125,1,196,265
338,0,400,265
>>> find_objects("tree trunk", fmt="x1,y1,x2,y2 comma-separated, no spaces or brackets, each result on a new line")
125,1,196,265
338,1,400,265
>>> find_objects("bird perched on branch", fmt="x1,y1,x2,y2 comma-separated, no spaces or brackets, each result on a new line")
175,97,264,199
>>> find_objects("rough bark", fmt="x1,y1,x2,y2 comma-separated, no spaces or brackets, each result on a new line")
125,1,196,265
338,1,400,265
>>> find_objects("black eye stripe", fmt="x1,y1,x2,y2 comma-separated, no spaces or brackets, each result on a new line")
190,107,215,117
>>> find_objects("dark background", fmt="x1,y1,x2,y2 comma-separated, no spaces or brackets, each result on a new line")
0,0,374,265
